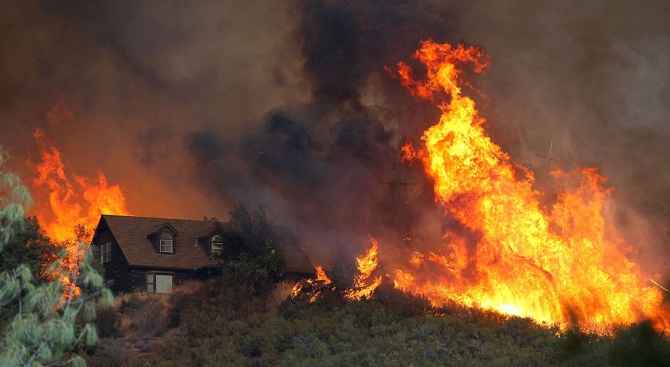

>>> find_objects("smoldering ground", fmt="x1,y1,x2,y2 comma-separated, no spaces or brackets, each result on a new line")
0,0,669,270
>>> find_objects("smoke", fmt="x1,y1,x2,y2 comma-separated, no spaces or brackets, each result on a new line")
454,0,670,272
0,1,668,267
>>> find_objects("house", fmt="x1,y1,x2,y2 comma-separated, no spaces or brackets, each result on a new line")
91,214,315,294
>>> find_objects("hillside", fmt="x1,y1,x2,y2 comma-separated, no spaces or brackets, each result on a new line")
82,278,670,367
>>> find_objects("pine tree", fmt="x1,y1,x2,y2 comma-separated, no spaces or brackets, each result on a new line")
0,148,112,367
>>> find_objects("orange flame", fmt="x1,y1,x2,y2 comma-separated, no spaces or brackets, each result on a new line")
393,40,669,333
32,130,130,243
291,265,333,301
293,237,382,302
31,130,130,297
345,236,382,301
29,97,131,296
315,265,332,284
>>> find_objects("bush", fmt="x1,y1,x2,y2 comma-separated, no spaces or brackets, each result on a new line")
266,280,297,312
166,281,202,328
84,338,135,367
94,301,122,338
117,292,171,337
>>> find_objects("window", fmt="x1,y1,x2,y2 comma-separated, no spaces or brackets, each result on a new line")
100,242,112,263
211,235,223,255
160,232,173,253
147,273,173,293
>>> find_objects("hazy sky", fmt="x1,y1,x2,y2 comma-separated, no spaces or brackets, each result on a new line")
1,0,669,266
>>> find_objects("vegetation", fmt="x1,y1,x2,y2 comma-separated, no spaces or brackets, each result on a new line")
0,148,112,367
79,275,670,367
79,200,670,367
4,147,669,366
216,204,286,297
0,217,65,285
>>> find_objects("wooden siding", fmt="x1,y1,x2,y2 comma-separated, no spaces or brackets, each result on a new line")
93,225,133,293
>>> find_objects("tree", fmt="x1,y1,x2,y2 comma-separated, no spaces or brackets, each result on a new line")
0,217,64,283
0,217,66,326
219,204,286,295
0,149,31,246
225,203,274,256
0,148,112,367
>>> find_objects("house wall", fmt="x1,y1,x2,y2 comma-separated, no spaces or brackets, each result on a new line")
130,268,219,292
93,226,132,293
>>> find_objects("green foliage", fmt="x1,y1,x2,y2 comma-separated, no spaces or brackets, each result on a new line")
1,244,113,367
0,148,112,367
128,287,561,367
80,271,670,367
0,149,32,250
0,216,65,283
556,321,670,367
218,204,286,296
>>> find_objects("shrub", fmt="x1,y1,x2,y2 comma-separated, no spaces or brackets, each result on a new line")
84,338,135,367
266,280,297,312
94,300,122,338
166,281,202,328
117,292,171,338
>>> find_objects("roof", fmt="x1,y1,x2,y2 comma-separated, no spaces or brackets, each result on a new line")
94,214,314,275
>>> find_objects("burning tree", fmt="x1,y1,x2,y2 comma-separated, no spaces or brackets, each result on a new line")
0,148,112,367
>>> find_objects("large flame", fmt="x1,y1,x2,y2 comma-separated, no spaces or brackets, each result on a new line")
393,40,669,333
32,129,130,243
29,97,131,295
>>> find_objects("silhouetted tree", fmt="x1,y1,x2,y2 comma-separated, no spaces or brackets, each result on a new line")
219,204,286,296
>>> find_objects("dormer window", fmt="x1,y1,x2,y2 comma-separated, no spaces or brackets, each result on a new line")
160,232,174,253
211,235,223,255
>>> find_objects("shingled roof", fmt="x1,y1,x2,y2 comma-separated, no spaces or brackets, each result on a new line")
94,214,314,275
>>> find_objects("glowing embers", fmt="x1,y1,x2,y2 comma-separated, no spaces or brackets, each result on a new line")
393,39,670,333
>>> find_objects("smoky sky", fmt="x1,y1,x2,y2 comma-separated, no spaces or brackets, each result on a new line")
1,0,669,267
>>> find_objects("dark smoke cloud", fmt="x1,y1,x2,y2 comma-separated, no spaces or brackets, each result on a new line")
184,0,462,260
1,0,669,268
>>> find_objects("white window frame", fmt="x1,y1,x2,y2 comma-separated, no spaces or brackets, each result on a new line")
147,273,173,293
159,232,174,253
211,235,223,255
101,242,112,263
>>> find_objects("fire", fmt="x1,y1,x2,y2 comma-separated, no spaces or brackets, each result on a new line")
32,130,130,243
29,97,130,295
393,40,670,333
345,236,382,301
293,237,381,302
315,265,332,284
